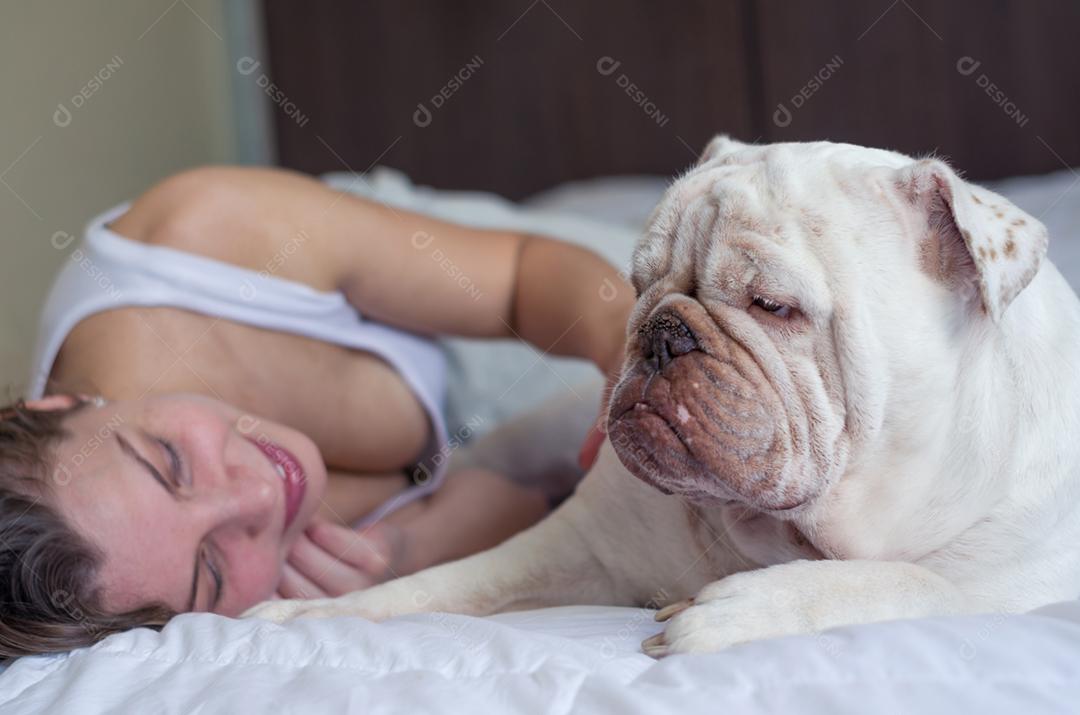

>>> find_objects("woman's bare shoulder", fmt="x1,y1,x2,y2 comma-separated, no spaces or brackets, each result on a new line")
108,165,339,293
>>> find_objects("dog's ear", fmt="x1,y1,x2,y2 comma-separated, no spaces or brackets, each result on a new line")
896,158,1048,322
697,134,749,166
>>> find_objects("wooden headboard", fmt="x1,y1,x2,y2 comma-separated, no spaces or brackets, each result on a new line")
262,0,1080,199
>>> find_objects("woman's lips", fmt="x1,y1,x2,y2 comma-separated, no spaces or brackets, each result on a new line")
246,436,307,532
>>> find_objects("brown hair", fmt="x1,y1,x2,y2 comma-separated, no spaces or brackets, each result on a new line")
0,396,176,662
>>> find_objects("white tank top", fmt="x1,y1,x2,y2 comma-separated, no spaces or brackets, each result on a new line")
27,201,450,528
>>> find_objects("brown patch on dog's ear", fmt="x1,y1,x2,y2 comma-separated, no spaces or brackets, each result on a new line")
896,159,1049,322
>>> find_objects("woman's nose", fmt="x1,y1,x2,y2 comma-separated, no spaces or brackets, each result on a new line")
198,460,280,536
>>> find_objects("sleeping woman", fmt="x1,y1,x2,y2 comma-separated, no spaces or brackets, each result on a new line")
0,166,633,659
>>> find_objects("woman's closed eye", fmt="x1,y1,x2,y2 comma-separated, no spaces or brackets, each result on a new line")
201,542,224,612
156,437,185,489
153,435,224,611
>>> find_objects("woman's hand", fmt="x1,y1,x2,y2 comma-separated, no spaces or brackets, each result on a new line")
275,518,405,599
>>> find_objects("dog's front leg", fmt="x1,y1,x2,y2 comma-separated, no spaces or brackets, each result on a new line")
644,559,972,656
242,496,620,623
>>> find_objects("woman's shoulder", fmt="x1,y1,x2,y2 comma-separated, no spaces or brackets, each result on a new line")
107,165,339,293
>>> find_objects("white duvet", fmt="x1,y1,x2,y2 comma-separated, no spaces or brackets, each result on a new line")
2,166,1079,714
2,603,1079,713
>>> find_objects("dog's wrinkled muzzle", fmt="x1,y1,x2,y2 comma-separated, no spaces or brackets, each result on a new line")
608,301,811,511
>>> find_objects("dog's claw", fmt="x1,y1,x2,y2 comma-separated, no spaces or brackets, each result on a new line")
654,597,694,622
642,633,669,657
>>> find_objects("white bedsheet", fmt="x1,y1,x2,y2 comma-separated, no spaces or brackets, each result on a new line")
2,165,1078,713
2,603,1079,714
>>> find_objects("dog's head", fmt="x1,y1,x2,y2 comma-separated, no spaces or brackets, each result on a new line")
607,136,1048,515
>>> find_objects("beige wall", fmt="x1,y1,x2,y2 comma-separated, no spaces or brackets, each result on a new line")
0,0,238,396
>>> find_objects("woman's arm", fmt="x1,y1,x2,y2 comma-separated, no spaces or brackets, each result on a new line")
313,177,635,370
118,166,635,372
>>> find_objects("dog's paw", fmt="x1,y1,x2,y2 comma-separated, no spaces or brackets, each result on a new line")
241,596,355,623
241,577,431,623
643,562,817,656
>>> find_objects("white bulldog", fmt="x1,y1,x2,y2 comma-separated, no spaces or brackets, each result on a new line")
245,137,1080,655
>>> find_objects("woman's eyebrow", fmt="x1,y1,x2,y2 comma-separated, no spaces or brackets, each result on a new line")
114,432,200,612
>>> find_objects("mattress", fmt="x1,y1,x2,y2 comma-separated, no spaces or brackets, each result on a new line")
1,165,1078,714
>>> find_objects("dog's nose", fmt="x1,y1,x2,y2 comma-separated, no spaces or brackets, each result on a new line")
641,312,699,371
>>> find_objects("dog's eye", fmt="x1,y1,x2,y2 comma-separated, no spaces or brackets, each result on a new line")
751,296,791,318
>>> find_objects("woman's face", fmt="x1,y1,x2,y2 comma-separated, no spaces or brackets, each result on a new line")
46,393,327,617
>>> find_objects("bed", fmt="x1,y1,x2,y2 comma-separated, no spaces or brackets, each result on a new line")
1,164,1078,714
